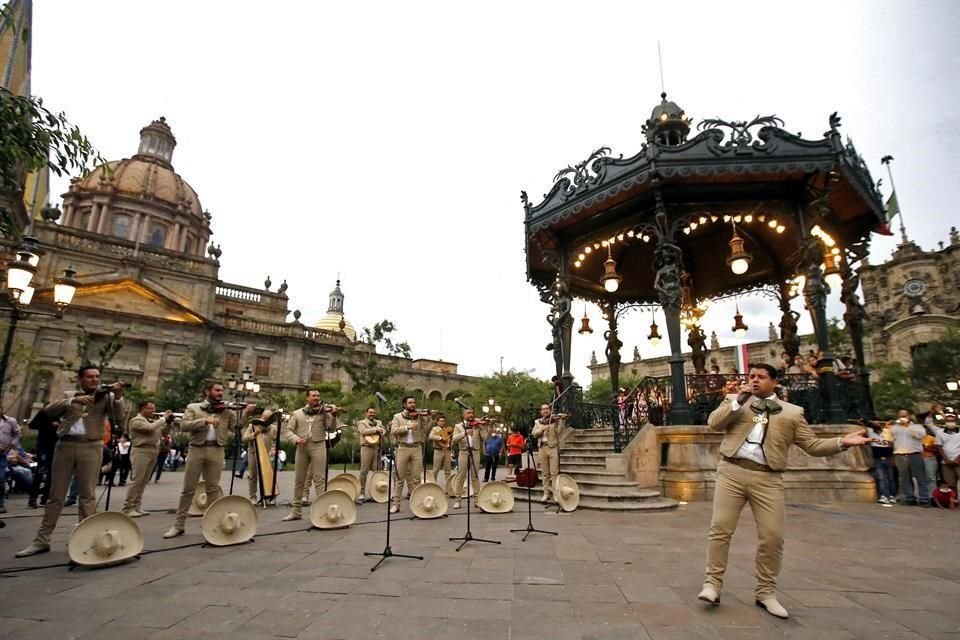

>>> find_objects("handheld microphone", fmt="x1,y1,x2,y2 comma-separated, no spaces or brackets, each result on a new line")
375,391,388,404
736,391,752,405
453,397,471,411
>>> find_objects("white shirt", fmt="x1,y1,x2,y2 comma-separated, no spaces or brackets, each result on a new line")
206,425,217,442
931,425,960,461
67,417,86,437
118,440,131,455
732,394,777,465
405,425,414,445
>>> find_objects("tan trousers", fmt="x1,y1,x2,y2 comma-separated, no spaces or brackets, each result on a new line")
538,445,559,497
34,440,101,546
174,445,224,530
122,447,157,514
392,445,422,506
359,445,378,498
454,449,480,501
433,447,452,488
705,460,785,600
292,443,326,515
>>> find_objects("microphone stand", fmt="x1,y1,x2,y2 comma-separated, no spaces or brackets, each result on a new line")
269,410,282,507
449,425,500,552
229,405,244,497
99,391,122,512
511,435,557,541
364,396,422,572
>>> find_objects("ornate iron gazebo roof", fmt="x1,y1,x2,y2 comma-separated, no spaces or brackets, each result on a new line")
524,94,884,426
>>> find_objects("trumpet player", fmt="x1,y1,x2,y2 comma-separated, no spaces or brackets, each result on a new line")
121,400,172,517
429,415,453,488
242,410,278,504
282,389,340,521
452,409,484,510
532,403,566,503
388,396,436,514
164,382,256,539
16,367,125,558
357,407,385,503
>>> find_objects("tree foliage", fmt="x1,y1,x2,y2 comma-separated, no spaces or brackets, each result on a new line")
869,329,960,417
464,370,553,429
0,86,106,236
154,343,220,411
61,326,125,372
361,320,411,358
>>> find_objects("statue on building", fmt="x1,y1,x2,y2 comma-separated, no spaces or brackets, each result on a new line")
653,242,683,311
633,345,641,361
779,308,801,360
687,324,708,373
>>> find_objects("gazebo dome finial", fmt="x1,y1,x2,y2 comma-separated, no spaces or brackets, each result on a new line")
643,92,692,146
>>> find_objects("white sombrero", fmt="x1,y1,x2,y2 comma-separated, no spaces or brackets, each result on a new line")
310,489,357,529
478,481,514,514
554,474,580,512
367,470,390,503
68,512,143,567
188,480,211,516
201,496,258,546
410,482,448,519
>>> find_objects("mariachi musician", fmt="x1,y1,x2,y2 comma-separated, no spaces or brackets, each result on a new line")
531,403,567,503
388,396,436,514
357,407,386,503
241,409,278,504
164,381,256,539
282,389,339,521
428,415,454,488
452,408,487,509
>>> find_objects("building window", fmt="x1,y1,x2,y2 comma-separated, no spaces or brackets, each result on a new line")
309,363,324,383
112,214,132,240
255,356,271,377
148,224,167,247
910,343,928,362
224,352,240,374
80,211,91,229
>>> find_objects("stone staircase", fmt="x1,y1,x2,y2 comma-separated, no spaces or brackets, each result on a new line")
514,428,677,512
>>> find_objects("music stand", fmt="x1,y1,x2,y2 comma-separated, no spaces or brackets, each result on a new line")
449,434,500,552
510,436,557,541
364,397,422,572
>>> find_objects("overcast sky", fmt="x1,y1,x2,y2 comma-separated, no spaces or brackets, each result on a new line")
31,0,959,386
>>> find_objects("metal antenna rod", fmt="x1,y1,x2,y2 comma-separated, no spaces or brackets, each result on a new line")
657,41,666,95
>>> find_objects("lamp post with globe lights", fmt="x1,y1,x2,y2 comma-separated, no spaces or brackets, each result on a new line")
0,242,79,401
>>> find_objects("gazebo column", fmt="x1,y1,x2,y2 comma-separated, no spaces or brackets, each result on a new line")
777,282,801,362
654,240,692,425
557,276,574,393
602,301,621,399
841,260,875,419
801,238,844,423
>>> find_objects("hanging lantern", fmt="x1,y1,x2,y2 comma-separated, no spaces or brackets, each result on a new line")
823,252,843,290
732,303,748,339
647,320,662,346
577,308,593,334
601,245,621,293
726,222,752,275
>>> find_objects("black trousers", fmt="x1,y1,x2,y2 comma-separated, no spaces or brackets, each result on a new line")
154,451,166,482
483,454,499,481
28,443,56,504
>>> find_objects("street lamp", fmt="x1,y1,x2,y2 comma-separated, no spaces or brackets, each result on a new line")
0,247,79,400
947,380,959,392
228,365,259,402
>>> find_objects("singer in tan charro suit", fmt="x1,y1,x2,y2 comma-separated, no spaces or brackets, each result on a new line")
697,363,874,620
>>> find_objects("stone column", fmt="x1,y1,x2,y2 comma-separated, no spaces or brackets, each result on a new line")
801,236,844,423
602,301,621,399
778,282,801,361
170,222,181,252
654,240,691,425
131,212,144,244
841,260,875,418
96,202,110,234
87,203,100,232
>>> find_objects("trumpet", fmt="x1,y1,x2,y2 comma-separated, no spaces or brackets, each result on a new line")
165,412,185,423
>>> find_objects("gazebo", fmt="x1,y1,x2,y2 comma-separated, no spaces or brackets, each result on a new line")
524,94,886,443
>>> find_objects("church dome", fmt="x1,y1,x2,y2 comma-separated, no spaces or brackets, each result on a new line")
73,118,203,218
313,279,357,341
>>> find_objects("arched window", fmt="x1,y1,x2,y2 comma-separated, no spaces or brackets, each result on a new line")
112,214,132,240
148,223,167,247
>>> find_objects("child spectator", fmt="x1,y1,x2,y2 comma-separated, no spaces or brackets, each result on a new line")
931,480,957,510
506,426,526,480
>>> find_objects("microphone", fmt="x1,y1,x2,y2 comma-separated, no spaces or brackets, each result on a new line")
453,397,471,411
375,391,388,404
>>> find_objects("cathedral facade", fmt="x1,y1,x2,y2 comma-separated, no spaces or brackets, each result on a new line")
2,119,477,418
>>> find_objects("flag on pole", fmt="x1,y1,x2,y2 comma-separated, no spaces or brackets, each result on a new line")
884,191,900,223
734,344,750,374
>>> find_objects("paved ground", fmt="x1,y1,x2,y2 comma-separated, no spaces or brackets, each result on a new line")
0,471,958,640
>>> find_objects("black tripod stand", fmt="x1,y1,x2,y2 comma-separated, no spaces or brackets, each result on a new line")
97,391,124,512
511,436,557,541
365,396,421,572
364,447,422,571
449,437,500,552
228,405,245,497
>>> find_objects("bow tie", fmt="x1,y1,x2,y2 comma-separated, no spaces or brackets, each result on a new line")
751,398,782,415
